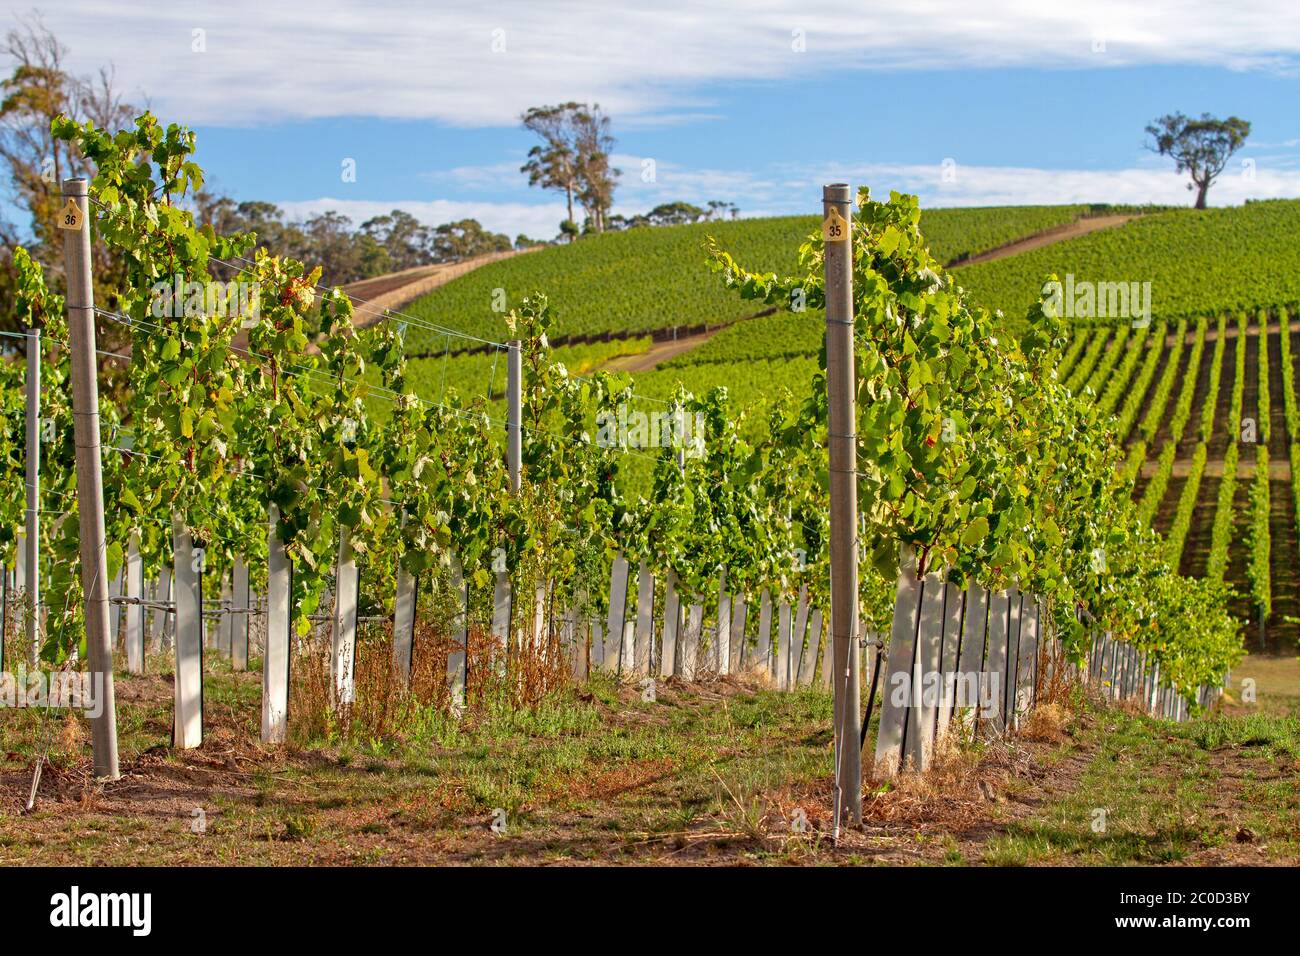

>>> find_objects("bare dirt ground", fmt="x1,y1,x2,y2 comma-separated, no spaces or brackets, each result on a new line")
953,214,1139,267
600,329,722,373
1166,317,1300,347
1139,458,1291,480
341,262,447,302
2,653,1296,866
342,247,538,318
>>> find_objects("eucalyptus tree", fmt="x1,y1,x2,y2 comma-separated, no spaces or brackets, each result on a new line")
1146,112,1251,209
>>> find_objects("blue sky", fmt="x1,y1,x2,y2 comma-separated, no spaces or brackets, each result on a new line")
7,1,1300,239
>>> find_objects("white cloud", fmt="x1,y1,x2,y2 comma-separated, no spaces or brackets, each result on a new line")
279,159,1300,240
14,1,1300,126
422,161,526,189
609,153,782,203
603,154,1300,213
791,160,1300,209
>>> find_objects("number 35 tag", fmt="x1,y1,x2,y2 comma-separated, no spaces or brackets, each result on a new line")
822,207,848,242
58,198,83,232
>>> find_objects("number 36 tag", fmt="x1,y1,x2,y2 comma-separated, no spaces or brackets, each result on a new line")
822,207,848,242
58,198,83,232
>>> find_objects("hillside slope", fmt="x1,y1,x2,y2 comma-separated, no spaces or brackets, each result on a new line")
400,205,1094,347
957,200,1300,324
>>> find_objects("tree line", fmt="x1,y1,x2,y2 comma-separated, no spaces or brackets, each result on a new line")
194,200,518,287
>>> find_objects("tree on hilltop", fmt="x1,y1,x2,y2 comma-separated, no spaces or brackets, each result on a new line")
521,102,619,238
1145,112,1251,209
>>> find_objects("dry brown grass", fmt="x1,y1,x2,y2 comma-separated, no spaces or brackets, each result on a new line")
287,587,584,745
1017,645,1086,742
56,711,87,753
1019,701,1071,742
865,746,993,825
737,663,777,690
1033,644,1082,709
850,659,1088,837
852,734,1058,848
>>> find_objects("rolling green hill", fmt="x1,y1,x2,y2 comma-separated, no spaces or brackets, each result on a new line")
400,205,1094,347
957,199,1300,324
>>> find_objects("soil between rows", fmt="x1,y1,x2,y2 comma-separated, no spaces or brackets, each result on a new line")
3,658,1297,866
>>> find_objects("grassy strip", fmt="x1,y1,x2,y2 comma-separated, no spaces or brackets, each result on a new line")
0,665,842,865
1206,441,1240,584
1165,441,1207,570
1149,318,1199,443
1135,318,1218,524
983,705,1300,865
1279,307,1300,577
1137,441,1178,524
1248,443,1271,619
1247,311,1271,622
1064,326,1112,394
1054,328,1094,385
1123,319,1192,483
1229,313,1248,437
1164,314,1232,567
1194,315,1229,443
1098,324,1151,418
1280,306,1298,434
1291,438,1300,580
1205,316,1250,583
1257,309,1271,446
1113,321,1167,438
1082,324,1131,399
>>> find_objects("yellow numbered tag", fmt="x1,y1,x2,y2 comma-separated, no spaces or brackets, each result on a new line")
58,198,83,232
822,207,848,242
